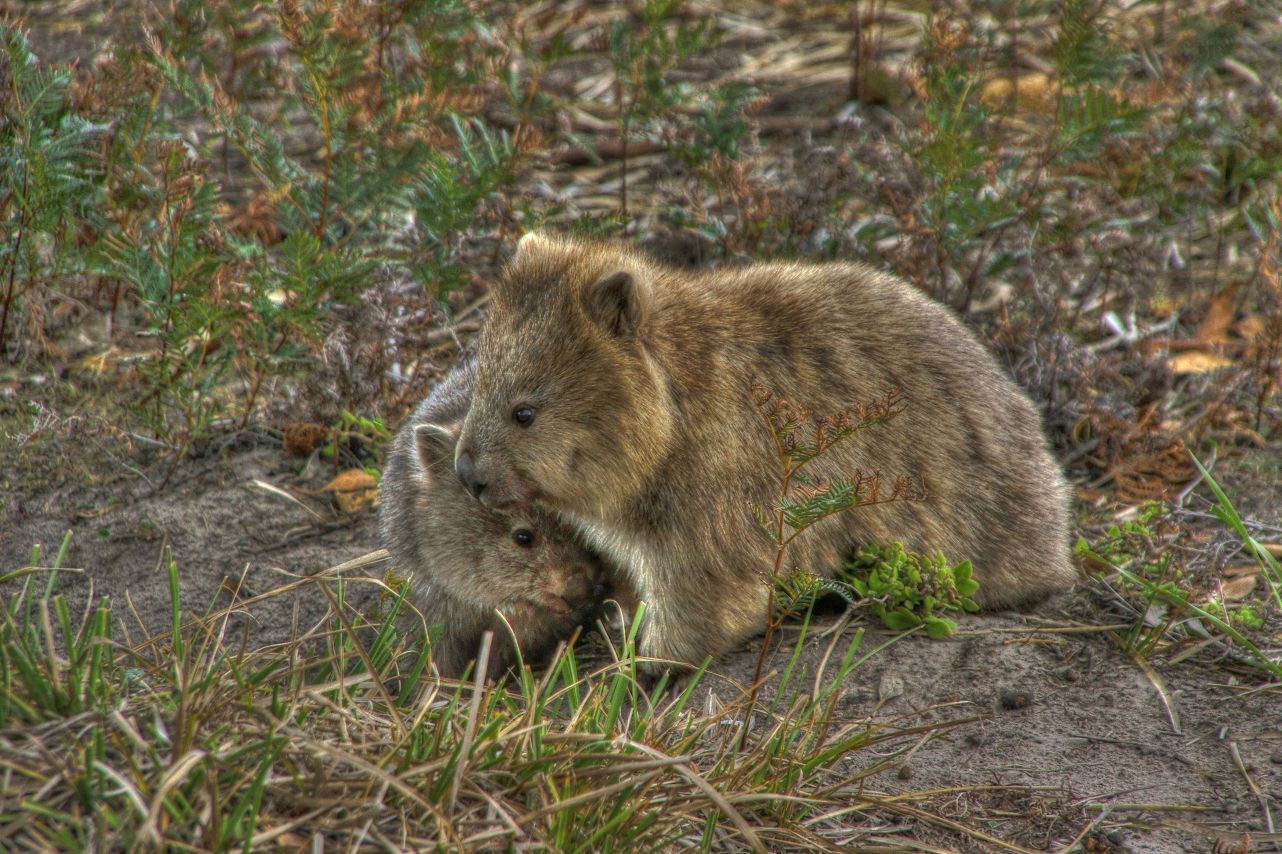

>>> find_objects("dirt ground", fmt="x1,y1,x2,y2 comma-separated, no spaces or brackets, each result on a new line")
3,432,1280,853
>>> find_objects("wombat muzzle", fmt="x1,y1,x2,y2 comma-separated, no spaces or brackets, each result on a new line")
455,449,486,501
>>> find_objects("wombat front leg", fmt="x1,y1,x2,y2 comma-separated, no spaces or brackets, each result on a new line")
634,574,771,672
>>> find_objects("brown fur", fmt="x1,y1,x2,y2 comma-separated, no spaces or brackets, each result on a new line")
456,233,1079,668
379,360,620,679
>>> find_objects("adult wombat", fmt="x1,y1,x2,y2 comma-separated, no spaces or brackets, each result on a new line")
455,233,1078,669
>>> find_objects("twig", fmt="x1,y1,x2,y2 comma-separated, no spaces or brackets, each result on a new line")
1229,740,1275,833
449,631,490,813
857,794,1044,854
1126,644,1182,735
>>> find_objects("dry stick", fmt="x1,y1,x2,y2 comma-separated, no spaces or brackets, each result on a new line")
1080,803,1209,812
1113,634,1183,735
448,631,491,814
955,622,1134,635
869,784,1066,805
1054,807,1111,854
861,836,959,854
0,174,30,354
1229,740,1275,833
737,403,802,750
857,794,1043,854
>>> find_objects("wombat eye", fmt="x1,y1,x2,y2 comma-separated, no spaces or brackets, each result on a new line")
512,405,535,426
512,529,535,548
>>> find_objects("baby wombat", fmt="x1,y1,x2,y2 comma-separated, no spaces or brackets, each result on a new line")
379,359,614,679
454,232,1079,669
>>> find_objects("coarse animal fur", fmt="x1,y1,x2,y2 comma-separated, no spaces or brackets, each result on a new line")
379,360,619,679
455,232,1079,669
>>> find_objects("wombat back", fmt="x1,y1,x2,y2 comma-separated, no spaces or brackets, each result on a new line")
457,234,1078,668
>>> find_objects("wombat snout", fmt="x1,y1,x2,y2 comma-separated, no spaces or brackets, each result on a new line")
558,568,603,608
455,448,487,501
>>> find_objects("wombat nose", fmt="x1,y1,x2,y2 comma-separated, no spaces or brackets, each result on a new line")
455,450,487,500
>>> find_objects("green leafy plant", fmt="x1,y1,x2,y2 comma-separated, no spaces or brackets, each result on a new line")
749,381,915,623
1195,456,1282,614
323,408,392,471
1,532,115,724
1076,474,1281,678
1074,501,1193,657
740,381,925,744
843,542,980,639
3,5,519,453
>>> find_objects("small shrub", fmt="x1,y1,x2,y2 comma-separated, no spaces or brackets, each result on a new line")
0,27,103,360
843,542,980,639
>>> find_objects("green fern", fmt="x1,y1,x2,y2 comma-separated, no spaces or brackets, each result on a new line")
0,26,104,355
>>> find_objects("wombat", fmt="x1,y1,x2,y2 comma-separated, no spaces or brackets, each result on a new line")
379,359,617,679
454,232,1079,669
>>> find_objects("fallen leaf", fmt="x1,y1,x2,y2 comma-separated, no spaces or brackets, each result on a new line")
323,469,379,513
1217,572,1257,602
1167,351,1234,374
1234,314,1266,341
79,348,122,375
1195,283,1238,344
980,72,1056,112
877,671,904,702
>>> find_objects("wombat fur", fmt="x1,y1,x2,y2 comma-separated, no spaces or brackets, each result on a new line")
379,359,617,679
454,232,1079,669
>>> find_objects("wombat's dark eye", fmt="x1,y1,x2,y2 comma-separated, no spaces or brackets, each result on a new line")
512,529,535,548
512,406,535,426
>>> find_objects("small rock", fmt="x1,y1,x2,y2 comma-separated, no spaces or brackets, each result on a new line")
999,688,1035,710
1270,750,1282,765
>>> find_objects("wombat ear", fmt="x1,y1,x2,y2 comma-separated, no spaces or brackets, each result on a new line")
515,231,549,256
414,423,458,471
585,269,650,337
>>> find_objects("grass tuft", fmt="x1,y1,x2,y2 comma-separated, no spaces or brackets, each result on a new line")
0,542,994,851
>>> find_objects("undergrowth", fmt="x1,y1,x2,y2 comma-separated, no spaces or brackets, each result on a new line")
842,543,980,639
6,1,1278,472
3,2,1280,849
1078,460,1282,679
3,5,517,450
